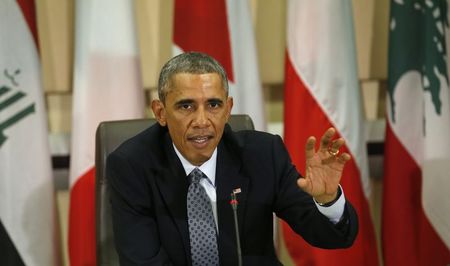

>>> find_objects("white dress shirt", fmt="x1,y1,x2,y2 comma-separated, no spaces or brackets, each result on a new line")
173,145,345,226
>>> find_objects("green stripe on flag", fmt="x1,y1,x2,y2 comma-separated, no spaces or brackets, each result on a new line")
0,103,35,147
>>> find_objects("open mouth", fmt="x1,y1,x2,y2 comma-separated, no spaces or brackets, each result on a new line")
187,135,214,147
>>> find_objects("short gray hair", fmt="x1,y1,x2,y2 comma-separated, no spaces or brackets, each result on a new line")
157,52,229,103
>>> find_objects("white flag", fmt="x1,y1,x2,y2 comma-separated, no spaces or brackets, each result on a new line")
283,1,379,265
68,0,145,264
0,0,59,265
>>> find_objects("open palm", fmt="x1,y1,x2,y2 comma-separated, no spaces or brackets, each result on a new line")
297,128,351,204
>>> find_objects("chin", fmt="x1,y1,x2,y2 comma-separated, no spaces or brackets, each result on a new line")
195,153,213,165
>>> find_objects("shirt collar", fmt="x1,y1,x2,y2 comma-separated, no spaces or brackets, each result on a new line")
173,144,217,186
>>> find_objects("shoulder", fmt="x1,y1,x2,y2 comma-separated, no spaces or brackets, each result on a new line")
220,124,300,188
222,124,286,157
108,123,168,163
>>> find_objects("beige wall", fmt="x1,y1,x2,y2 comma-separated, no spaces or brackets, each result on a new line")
37,0,389,132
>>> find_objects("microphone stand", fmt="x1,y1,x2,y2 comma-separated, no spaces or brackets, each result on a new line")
230,192,242,266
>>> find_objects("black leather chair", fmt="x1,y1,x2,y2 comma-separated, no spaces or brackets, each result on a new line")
95,115,254,265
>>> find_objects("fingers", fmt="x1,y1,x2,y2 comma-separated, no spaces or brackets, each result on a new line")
319,128,336,152
329,138,345,154
337,152,351,164
305,136,316,160
307,127,349,160
318,127,347,155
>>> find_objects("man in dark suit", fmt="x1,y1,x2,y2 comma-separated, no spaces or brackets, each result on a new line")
107,52,358,265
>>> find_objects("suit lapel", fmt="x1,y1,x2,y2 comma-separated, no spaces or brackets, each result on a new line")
154,133,191,264
216,140,249,264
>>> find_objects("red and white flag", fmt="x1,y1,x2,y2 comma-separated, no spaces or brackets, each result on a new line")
283,1,379,265
68,0,144,265
0,0,59,265
382,1,450,265
173,0,266,131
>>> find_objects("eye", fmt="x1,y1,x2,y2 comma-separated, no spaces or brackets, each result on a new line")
209,102,220,108
208,101,223,109
177,103,193,110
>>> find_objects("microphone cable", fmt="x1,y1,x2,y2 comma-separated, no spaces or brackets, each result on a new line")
230,190,242,266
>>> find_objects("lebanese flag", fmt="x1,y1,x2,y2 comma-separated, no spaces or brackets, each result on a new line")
382,1,450,265
173,0,266,131
0,0,59,265
282,1,379,265
68,0,145,265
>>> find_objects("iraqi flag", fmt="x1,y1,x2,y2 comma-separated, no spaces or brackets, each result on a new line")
68,0,145,264
173,0,266,131
0,0,60,265
382,1,450,265
282,1,379,265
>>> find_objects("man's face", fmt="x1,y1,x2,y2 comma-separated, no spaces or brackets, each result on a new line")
152,73,233,166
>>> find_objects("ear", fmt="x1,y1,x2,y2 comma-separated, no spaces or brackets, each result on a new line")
225,96,233,121
151,99,167,126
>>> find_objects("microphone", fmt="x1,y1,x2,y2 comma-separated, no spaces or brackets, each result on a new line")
230,188,242,266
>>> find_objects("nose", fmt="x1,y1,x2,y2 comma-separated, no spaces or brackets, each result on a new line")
192,107,210,128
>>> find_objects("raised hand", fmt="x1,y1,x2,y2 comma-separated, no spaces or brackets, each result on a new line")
297,128,351,204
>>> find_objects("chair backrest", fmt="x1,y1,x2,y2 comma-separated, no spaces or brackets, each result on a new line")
95,114,254,265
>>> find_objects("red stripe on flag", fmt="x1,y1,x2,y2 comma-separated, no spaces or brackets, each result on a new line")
173,0,234,82
283,54,379,265
16,0,39,51
382,123,450,265
69,167,96,266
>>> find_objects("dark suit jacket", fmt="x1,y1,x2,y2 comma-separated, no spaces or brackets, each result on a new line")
106,123,358,266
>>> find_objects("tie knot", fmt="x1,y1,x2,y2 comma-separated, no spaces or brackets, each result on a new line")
189,168,205,184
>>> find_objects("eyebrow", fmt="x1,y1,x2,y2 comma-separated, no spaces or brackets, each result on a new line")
174,98,224,106
206,98,224,104
174,99,194,106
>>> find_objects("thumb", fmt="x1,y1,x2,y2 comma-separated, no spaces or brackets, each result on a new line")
297,177,309,191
